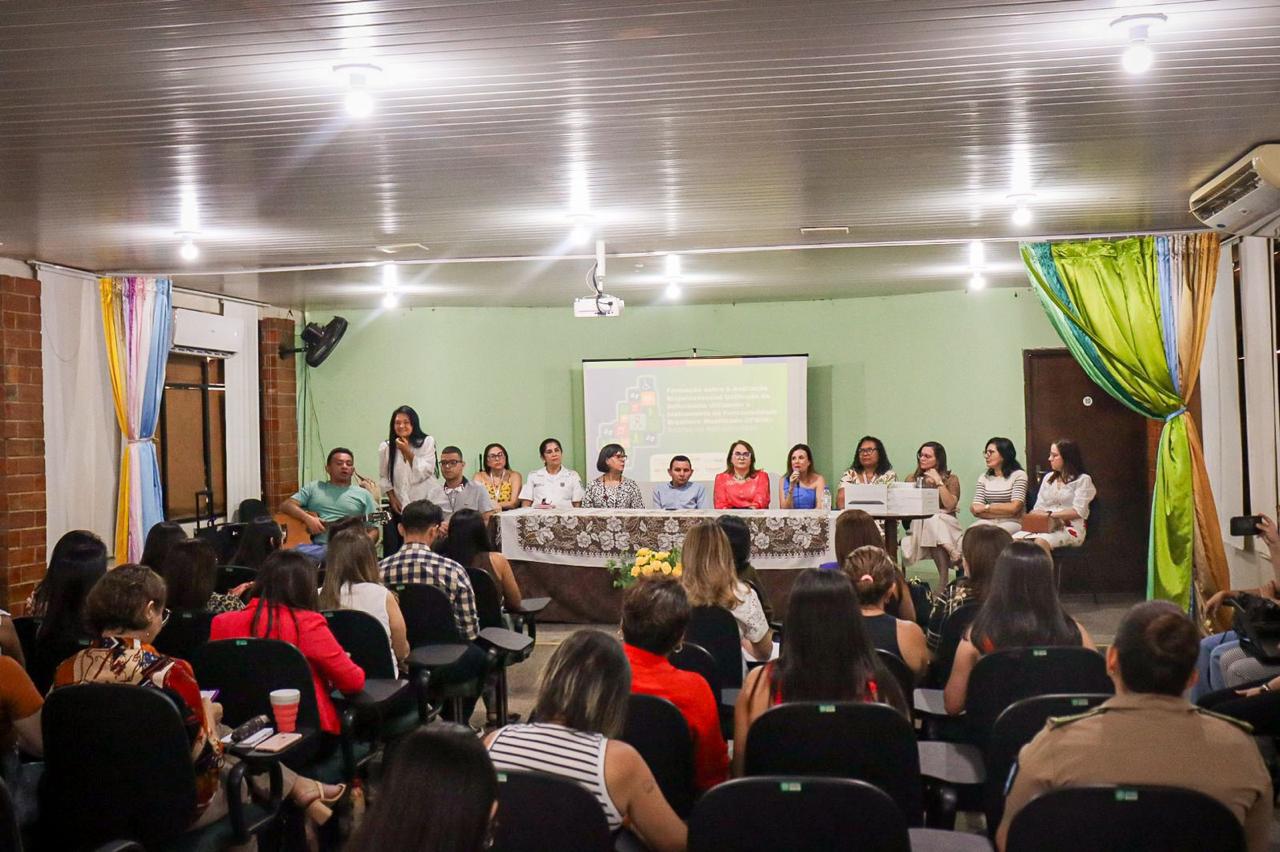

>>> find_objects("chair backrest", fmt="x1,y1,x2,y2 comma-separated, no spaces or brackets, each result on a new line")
983,693,1112,835
875,649,915,707
1005,785,1244,852
927,601,981,687
668,642,723,698
686,606,744,689
28,635,93,695
11,617,40,667
190,638,322,729
743,701,923,826
323,609,396,679
390,583,464,645
41,683,198,848
689,776,911,852
621,693,695,818
0,777,21,852
214,564,257,594
491,770,612,852
467,567,506,629
965,646,1112,743
152,609,214,661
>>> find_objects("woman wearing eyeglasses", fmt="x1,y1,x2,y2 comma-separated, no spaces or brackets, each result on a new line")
713,440,771,509
968,436,1028,534
582,443,645,509
475,443,522,513
835,435,896,509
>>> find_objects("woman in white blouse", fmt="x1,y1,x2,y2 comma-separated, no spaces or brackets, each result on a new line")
1016,439,1096,553
969,436,1028,535
680,522,774,661
518,437,585,509
378,405,437,556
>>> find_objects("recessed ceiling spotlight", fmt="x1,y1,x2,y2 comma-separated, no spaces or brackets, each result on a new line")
175,231,200,261
334,63,382,117
665,280,682,300
968,274,987,292
664,253,682,277
381,291,400,309
567,213,594,246
968,240,986,269
1111,13,1166,75
1007,193,1036,227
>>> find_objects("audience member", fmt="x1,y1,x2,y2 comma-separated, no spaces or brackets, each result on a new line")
778,443,825,510
715,515,774,623
29,530,108,692
347,725,497,852
1016,438,1095,554
378,405,438,557
232,499,270,523
518,438,584,508
680,522,773,661
836,435,896,508
0,611,22,668
437,509,523,610
900,441,962,586
998,601,1272,852
823,510,915,623
279,447,378,547
55,565,343,830
156,538,245,613
139,521,188,571
485,630,687,852
475,442,522,513
582,443,645,509
944,541,1094,714
846,546,929,677
319,529,409,673
0,655,42,825
733,569,906,775
621,575,729,792
713,440,770,509
229,516,283,570
434,446,497,521
926,525,1011,652
652,455,710,510
210,551,366,736
969,437,1027,534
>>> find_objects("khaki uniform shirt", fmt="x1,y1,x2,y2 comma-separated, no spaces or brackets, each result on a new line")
999,692,1273,851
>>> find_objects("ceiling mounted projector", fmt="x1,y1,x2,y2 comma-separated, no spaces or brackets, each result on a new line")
280,316,349,367
574,296,624,318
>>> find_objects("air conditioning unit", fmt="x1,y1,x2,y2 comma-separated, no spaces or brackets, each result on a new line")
1190,144,1280,237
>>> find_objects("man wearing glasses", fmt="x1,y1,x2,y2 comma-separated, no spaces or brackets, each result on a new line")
432,446,496,523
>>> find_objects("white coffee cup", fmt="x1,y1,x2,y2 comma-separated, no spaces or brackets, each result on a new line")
269,688,301,706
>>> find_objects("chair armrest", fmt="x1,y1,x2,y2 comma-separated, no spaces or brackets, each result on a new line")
332,678,412,728
225,755,283,841
407,644,470,670
412,667,440,724
917,741,986,785
478,627,534,656
508,596,550,615
338,706,360,782
913,688,948,717
720,688,740,708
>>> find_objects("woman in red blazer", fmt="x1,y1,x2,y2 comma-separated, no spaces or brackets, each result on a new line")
211,550,365,735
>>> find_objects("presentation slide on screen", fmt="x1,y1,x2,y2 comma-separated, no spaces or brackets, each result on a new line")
583,355,808,483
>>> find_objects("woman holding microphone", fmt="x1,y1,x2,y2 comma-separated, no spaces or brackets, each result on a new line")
779,443,826,509
378,405,437,556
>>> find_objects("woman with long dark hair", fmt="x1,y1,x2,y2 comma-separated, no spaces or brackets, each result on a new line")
1016,438,1096,554
29,530,109,691
229,516,283,570
139,521,188,571
437,509,523,609
475,442,522,513
349,725,498,852
378,405,437,556
900,441,962,587
733,569,906,774
836,435,896,508
943,541,1094,714
968,436,1027,534
210,551,365,735
157,538,245,613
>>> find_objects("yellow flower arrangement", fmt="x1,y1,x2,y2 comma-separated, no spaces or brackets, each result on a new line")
607,546,683,589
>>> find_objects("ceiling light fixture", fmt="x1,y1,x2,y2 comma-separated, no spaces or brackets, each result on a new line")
1111,13,1166,75
334,63,382,118
968,274,987,292
568,213,594,246
968,240,985,269
379,261,401,308
665,280,682,300
664,253,682,278
381,291,400,309
1007,193,1036,227
175,231,200,261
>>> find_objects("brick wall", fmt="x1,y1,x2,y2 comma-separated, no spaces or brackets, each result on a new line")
0,275,46,612
259,318,299,510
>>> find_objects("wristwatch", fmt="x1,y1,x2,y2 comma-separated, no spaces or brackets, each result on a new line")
1262,683,1272,693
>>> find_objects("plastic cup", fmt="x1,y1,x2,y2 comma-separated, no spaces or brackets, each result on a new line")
269,688,301,733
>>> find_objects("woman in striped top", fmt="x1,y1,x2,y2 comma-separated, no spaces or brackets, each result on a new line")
484,630,687,852
968,436,1028,535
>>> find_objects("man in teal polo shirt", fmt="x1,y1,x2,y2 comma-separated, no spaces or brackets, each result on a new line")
279,447,378,547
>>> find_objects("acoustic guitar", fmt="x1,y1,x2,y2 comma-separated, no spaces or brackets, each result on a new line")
273,509,390,549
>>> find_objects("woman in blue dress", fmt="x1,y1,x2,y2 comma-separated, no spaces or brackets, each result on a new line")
779,443,826,509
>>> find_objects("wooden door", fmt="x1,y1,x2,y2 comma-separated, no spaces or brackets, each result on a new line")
1024,349,1149,594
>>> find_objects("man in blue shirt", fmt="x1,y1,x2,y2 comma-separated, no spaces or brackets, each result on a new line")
651,455,710,510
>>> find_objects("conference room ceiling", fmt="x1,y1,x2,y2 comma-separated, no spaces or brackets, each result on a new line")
2,0,1278,308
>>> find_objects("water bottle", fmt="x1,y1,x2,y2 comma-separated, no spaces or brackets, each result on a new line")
821,487,832,511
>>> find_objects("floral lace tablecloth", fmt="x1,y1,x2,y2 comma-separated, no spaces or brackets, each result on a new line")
496,508,839,569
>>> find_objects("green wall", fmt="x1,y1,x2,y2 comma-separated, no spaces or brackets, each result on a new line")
300,287,1062,525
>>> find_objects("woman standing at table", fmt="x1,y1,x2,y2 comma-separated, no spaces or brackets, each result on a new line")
379,405,437,556
475,442,522,513
836,435,896,508
518,438,585,509
900,441,962,587
779,443,826,510
713,440,771,509
582,444,645,509
1015,438,1095,555
969,436,1027,534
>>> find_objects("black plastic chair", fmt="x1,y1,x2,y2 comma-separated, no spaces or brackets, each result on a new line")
963,646,1112,745
924,602,981,688
1005,785,1244,852
982,693,1111,836
669,642,733,739
686,606,745,690
28,634,93,695
322,609,431,737
468,568,507,630
323,609,396,678
876,649,916,714
689,776,911,852
41,683,282,851
743,701,924,827
214,565,257,595
10,618,39,669
621,693,695,818
152,609,213,661
394,584,498,722
491,770,612,852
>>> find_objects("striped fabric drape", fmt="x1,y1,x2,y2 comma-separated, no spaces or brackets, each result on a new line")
100,276,174,561
1020,234,1228,618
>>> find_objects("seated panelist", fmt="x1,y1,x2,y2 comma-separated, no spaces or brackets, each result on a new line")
779,443,825,509
713,440,770,510
518,437,584,509
1014,438,1095,555
653,455,710,510
582,444,645,509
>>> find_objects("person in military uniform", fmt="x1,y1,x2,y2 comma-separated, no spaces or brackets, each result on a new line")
997,600,1273,851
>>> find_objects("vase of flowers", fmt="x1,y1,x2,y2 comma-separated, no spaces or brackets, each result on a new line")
606,546,682,589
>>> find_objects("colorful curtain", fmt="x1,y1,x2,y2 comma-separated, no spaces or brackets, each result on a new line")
100,276,174,561
1020,234,1229,615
